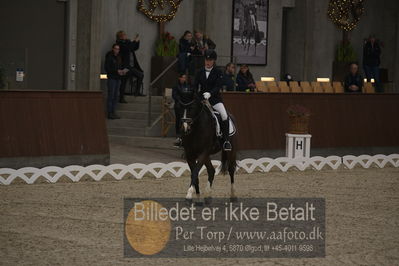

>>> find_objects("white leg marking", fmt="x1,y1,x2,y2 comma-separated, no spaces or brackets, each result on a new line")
186,185,195,200
205,181,212,197
183,109,188,133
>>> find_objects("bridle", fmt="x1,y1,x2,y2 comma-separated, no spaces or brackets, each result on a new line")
179,99,206,128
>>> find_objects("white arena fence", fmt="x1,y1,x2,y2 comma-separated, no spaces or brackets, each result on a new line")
0,154,398,186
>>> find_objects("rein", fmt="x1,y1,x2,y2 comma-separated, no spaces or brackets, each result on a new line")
181,100,208,124
178,99,195,107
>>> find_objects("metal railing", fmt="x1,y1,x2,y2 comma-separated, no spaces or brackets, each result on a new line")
147,58,178,126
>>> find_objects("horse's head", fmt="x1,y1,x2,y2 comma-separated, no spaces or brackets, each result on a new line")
179,95,204,136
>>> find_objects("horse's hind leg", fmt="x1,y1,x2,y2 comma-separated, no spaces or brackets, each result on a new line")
227,150,237,201
204,158,215,199
229,166,236,201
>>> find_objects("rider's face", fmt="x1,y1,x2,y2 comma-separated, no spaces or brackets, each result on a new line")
205,59,215,69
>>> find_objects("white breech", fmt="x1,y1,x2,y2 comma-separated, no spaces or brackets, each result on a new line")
213,103,228,121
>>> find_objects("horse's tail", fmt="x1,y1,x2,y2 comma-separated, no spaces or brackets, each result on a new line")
221,150,237,175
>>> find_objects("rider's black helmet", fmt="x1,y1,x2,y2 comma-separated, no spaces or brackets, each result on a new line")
205,49,217,61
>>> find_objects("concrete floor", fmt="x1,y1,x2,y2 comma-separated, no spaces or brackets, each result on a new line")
1,137,398,265
0,168,398,265
110,140,183,164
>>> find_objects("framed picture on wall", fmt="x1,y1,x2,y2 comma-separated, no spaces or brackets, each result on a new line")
231,0,269,65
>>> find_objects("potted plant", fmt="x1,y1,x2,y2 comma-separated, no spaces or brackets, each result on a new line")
151,32,179,95
332,40,358,81
155,32,178,57
287,105,311,134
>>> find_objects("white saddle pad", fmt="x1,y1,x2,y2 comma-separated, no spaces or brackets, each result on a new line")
211,112,236,137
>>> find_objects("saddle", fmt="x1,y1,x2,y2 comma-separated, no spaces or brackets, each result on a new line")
211,111,236,138
202,100,236,138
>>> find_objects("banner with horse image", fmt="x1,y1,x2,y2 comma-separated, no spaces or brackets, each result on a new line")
232,0,269,65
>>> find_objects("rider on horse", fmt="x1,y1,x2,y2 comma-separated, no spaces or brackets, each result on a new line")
194,49,233,151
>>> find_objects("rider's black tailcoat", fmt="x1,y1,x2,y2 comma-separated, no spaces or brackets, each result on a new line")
194,67,224,106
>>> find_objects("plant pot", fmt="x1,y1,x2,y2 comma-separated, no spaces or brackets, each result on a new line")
288,115,310,134
150,56,179,96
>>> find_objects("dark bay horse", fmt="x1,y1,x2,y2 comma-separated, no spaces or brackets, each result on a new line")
179,97,237,201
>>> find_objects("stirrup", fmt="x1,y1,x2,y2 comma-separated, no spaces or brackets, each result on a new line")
223,141,232,151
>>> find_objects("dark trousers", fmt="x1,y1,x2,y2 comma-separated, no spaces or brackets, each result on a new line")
364,65,383,93
174,106,183,136
178,53,191,74
120,68,144,98
107,79,120,114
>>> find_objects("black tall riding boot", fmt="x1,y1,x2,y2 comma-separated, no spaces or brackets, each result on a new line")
221,120,232,151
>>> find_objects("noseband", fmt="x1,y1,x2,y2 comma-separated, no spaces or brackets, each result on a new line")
179,99,206,126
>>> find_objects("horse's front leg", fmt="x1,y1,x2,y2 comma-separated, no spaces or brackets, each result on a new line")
185,153,208,201
204,158,215,199
186,158,197,200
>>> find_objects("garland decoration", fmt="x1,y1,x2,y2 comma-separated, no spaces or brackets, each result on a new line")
137,0,183,23
328,0,365,31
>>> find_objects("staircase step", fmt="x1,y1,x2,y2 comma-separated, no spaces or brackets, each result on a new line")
107,127,146,136
109,135,177,149
124,95,163,104
117,111,160,120
107,118,147,128
117,103,161,112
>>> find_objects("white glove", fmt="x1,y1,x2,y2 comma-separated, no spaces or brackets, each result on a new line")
203,92,211,100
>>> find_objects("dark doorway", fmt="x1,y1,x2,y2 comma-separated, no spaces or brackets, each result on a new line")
0,0,66,90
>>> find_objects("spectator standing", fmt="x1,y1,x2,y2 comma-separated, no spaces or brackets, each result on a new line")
172,74,195,147
104,44,124,119
192,30,216,56
178,31,195,74
116,30,145,103
221,63,236,91
236,64,256,92
363,35,382,92
344,63,363,93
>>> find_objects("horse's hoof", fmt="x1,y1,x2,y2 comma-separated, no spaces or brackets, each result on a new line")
230,196,238,203
204,197,213,205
